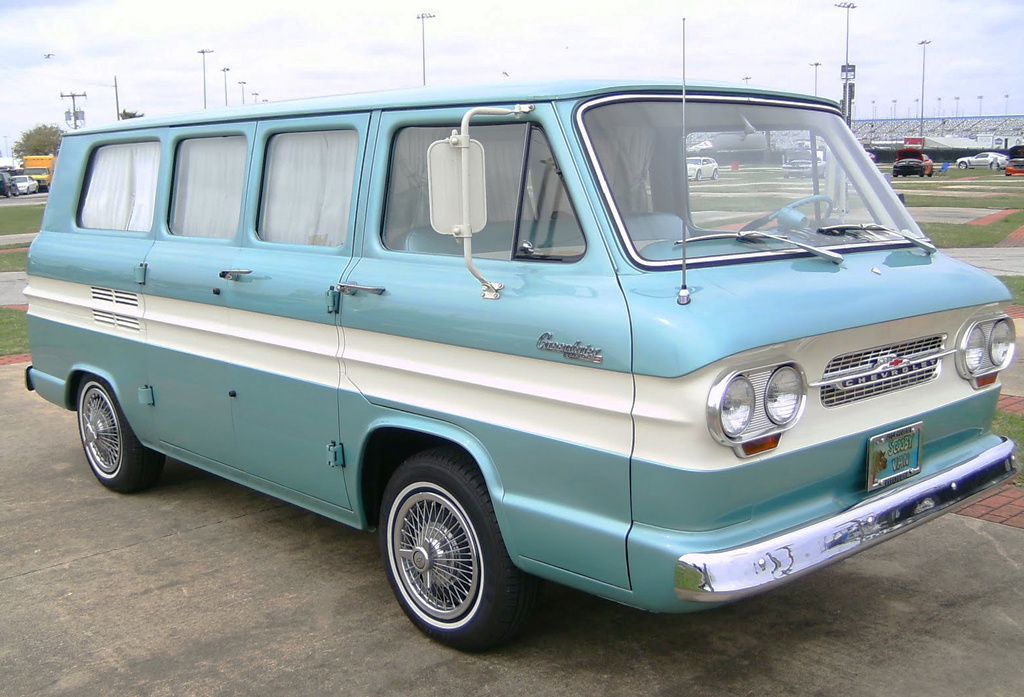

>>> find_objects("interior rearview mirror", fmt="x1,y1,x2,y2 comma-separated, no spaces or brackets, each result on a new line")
427,136,487,236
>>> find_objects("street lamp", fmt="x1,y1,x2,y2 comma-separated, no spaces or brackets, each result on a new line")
238,81,247,105
742,76,751,84
1006,94,1010,116
835,2,857,125
917,39,930,138
221,67,230,106
937,96,941,117
810,62,821,96
416,12,436,87
977,95,983,116
954,95,959,118
197,49,214,109
871,99,876,120
252,91,259,103
892,99,897,119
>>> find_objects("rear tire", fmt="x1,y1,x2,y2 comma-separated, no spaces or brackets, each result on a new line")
695,170,703,181
711,169,719,180
76,378,164,493
380,447,539,651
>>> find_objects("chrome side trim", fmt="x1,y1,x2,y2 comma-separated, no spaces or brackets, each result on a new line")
675,438,1017,602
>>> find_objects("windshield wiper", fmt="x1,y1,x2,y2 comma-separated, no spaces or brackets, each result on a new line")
817,223,937,254
678,230,844,265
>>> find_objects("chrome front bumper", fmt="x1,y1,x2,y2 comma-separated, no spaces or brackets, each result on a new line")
675,438,1018,602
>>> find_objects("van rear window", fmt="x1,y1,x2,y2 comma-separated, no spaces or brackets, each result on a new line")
79,142,161,232
171,136,247,239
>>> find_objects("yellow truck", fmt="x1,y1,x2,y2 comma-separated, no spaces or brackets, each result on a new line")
22,155,55,192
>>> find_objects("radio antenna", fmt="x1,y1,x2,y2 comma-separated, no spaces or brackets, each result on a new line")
677,17,691,306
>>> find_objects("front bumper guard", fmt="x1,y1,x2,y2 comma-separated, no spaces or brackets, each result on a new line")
676,438,1018,602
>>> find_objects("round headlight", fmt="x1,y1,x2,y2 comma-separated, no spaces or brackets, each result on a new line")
765,366,803,425
720,376,755,438
965,325,986,374
989,319,1014,366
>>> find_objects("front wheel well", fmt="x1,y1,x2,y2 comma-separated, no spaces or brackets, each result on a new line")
359,427,478,529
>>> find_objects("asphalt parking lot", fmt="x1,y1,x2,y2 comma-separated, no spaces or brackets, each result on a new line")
2,364,1023,697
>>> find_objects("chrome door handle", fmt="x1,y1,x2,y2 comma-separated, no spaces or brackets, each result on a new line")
219,269,252,281
337,282,385,295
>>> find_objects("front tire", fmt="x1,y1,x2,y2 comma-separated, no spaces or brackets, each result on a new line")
380,448,539,651
77,378,164,493
958,161,968,169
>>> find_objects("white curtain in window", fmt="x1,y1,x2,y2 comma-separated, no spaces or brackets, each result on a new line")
592,126,655,213
80,142,161,232
172,136,247,238
260,130,358,246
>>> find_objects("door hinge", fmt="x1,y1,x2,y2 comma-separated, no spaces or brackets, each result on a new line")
138,385,155,406
325,286,341,314
327,441,345,468
134,262,148,285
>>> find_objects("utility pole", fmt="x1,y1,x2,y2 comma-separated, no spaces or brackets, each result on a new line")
221,67,231,106
60,91,88,129
197,49,214,109
113,76,121,120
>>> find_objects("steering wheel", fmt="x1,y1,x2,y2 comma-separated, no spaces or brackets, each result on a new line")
739,194,834,233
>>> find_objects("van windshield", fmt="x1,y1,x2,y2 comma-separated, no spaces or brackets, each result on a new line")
580,96,923,267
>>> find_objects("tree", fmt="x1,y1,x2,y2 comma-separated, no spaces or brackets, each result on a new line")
119,110,144,120
13,124,64,158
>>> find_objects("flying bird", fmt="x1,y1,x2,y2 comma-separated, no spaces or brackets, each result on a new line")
44,53,55,59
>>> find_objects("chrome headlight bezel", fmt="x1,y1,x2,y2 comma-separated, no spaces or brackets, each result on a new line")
955,314,1016,387
707,361,808,456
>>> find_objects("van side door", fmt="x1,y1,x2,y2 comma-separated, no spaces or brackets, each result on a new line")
143,125,253,468
339,106,635,589
222,115,370,510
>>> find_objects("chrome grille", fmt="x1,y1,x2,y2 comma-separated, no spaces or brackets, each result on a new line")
93,309,141,332
91,286,139,307
820,335,944,407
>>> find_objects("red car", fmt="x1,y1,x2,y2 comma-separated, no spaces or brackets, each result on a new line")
892,149,934,177
1005,145,1024,176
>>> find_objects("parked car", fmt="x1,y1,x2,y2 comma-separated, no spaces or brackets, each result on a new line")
0,171,20,197
892,149,933,177
1005,145,1024,176
956,152,1008,170
12,175,39,195
782,150,825,178
686,156,719,181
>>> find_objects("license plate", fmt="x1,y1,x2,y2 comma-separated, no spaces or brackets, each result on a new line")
866,422,923,491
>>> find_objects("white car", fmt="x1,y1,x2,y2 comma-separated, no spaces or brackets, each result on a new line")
687,156,719,181
956,152,1008,170
12,175,39,194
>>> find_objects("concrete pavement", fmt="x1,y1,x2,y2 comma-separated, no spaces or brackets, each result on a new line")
2,363,1024,696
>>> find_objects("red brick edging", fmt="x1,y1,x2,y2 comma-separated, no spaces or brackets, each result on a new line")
968,208,1020,226
996,223,1024,247
0,352,30,366
957,484,1024,528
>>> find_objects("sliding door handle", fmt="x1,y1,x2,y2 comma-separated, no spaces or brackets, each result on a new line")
337,282,385,296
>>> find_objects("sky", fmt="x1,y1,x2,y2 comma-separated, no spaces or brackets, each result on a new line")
1,0,1022,157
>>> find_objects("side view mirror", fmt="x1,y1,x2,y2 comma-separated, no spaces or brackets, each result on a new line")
427,135,487,237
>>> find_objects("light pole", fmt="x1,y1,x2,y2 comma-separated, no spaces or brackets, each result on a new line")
977,95,983,116
742,76,751,84
954,96,959,118
835,2,857,125
416,12,435,87
238,81,247,105
937,96,941,117
197,49,214,109
221,67,230,106
892,99,897,119
810,62,821,96
252,91,259,103
918,39,930,138
1006,94,1010,115
871,99,876,120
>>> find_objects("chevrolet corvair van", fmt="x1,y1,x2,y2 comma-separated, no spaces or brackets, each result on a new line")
25,81,1018,650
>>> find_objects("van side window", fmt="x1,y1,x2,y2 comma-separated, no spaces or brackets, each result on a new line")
78,142,161,232
259,130,359,246
514,128,585,260
383,124,528,259
170,136,247,239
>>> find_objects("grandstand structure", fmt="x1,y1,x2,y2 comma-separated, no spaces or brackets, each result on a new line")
853,115,1024,147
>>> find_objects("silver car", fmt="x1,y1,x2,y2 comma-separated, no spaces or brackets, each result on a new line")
12,175,39,194
956,152,1008,170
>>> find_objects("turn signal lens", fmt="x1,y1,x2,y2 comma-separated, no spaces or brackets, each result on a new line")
989,319,1014,367
720,376,755,438
965,326,986,374
765,366,803,425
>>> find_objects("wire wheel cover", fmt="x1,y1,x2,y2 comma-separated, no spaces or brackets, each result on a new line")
81,387,121,475
391,487,481,622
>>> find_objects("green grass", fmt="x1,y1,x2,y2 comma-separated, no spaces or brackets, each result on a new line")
0,205,44,236
920,210,1024,248
0,306,29,356
0,250,27,272
996,276,1024,305
992,410,1024,488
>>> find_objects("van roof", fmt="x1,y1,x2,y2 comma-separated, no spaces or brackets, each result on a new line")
70,79,837,136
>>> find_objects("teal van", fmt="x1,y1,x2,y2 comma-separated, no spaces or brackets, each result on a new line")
25,81,1018,650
